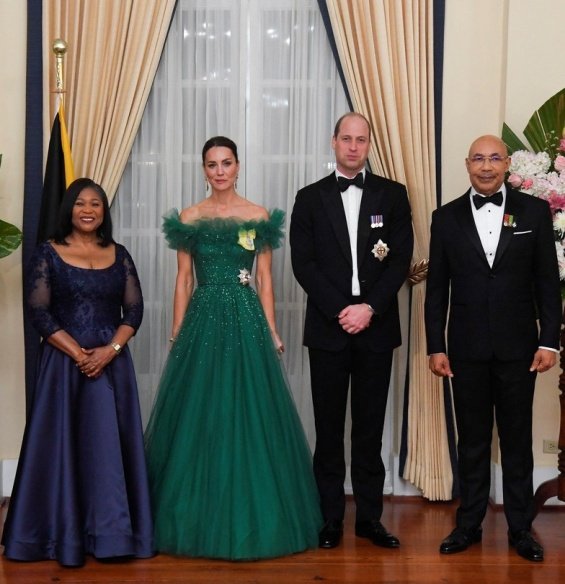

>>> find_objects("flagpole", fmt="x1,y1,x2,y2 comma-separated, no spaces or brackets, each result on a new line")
37,38,75,243
52,38,67,97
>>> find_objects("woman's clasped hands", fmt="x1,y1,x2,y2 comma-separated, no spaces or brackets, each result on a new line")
75,345,117,378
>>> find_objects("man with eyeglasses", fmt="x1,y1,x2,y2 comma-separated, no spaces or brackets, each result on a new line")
425,134,561,562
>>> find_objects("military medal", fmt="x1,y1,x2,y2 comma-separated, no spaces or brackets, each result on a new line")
238,268,251,285
372,239,389,261
371,214,383,228
503,214,516,228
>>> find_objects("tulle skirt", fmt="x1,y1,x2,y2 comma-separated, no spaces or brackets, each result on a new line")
144,283,322,560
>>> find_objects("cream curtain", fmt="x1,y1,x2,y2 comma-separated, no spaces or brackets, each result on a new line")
326,0,452,500
111,0,350,453
43,0,176,202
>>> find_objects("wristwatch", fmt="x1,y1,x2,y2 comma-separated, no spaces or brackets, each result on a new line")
110,342,122,354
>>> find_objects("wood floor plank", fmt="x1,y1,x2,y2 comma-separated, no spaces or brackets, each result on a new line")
1,496,564,583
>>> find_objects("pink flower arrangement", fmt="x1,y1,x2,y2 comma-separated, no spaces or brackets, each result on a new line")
508,133,565,285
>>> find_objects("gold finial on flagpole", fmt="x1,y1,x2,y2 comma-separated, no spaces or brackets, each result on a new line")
52,39,68,94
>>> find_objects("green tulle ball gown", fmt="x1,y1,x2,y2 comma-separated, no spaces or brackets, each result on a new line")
144,209,322,560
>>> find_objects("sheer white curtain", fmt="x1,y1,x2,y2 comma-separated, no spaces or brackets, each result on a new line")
112,0,348,448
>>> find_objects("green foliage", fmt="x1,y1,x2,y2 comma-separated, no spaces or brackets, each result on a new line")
502,87,565,155
0,218,23,259
501,123,528,154
0,153,23,259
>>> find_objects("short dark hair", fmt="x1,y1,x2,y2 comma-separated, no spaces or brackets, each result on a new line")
202,136,239,164
333,112,372,139
51,177,114,247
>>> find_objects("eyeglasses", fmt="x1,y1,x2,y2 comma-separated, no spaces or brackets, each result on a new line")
468,155,508,166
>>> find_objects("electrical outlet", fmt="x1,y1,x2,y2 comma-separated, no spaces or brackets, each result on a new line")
543,439,559,454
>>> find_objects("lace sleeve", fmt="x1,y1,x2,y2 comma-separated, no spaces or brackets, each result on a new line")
25,243,62,338
119,245,144,331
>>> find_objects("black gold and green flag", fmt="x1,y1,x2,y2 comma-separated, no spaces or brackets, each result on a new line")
37,97,75,242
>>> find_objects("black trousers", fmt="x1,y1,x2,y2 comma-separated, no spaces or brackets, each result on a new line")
450,357,537,534
309,339,393,523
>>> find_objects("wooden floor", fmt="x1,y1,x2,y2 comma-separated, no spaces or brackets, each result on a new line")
1,496,564,583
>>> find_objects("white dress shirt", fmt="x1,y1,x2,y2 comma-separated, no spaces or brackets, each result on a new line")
337,169,366,296
470,184,505,268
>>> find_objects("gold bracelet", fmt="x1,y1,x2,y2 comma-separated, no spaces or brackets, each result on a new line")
110,342,122,354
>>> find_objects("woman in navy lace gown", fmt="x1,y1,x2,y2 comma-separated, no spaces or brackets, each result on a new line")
1,178,153,567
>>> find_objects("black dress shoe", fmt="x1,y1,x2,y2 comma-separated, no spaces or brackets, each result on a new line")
509,530,544,562
318,520,343,549
355,520,400,548
439,527,482,554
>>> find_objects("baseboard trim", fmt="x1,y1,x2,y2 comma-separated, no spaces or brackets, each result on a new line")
1,459,17,497
490,460,564,506
4,455,560,505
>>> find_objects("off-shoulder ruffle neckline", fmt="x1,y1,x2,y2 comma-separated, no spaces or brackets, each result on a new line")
165,208,283,229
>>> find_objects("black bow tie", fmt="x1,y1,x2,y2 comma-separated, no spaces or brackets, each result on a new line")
337,173,364,192
473,191,503,209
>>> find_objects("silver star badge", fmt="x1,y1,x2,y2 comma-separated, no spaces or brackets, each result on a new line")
372,239,389,261
238,268,251,285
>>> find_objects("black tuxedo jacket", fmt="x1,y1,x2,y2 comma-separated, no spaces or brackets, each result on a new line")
290,171,413,352
425,186,562,361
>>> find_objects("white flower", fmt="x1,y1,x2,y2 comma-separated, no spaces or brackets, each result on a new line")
532,172,565,197
554,211,565,238
509,150,552,177
556,241,565,281
508,148,565,284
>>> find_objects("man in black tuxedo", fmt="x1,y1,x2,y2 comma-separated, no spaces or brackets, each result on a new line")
425,135,561,562
290,113,413,549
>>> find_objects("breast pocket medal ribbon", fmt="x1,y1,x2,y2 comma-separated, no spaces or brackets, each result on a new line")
503,214,517,228
371,214,383,228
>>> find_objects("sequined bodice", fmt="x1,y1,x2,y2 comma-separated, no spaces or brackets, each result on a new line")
193,227,256,287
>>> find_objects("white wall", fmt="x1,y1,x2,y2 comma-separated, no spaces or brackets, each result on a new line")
0,0,27,478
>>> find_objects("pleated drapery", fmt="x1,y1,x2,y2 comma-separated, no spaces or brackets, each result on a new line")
43,0,176,202
325,0,453,500
111,1,350,460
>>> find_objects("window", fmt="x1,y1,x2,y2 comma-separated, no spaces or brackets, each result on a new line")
112,0,348,432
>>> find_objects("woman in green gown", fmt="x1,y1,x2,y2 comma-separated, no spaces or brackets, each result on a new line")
145,136,322,560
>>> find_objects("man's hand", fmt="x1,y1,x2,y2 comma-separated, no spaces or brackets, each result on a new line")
429,353,454,378
529,348,557,373
338,304,373,335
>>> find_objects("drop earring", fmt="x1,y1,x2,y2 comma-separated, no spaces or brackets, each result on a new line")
235,175,239,190
205,179,209,192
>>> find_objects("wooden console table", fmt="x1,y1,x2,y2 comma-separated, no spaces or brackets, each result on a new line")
533,315,565,514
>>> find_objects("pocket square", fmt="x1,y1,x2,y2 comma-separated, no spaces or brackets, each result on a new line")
513,230,532,235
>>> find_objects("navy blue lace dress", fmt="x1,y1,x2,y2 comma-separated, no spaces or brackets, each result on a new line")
1,242,154,567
